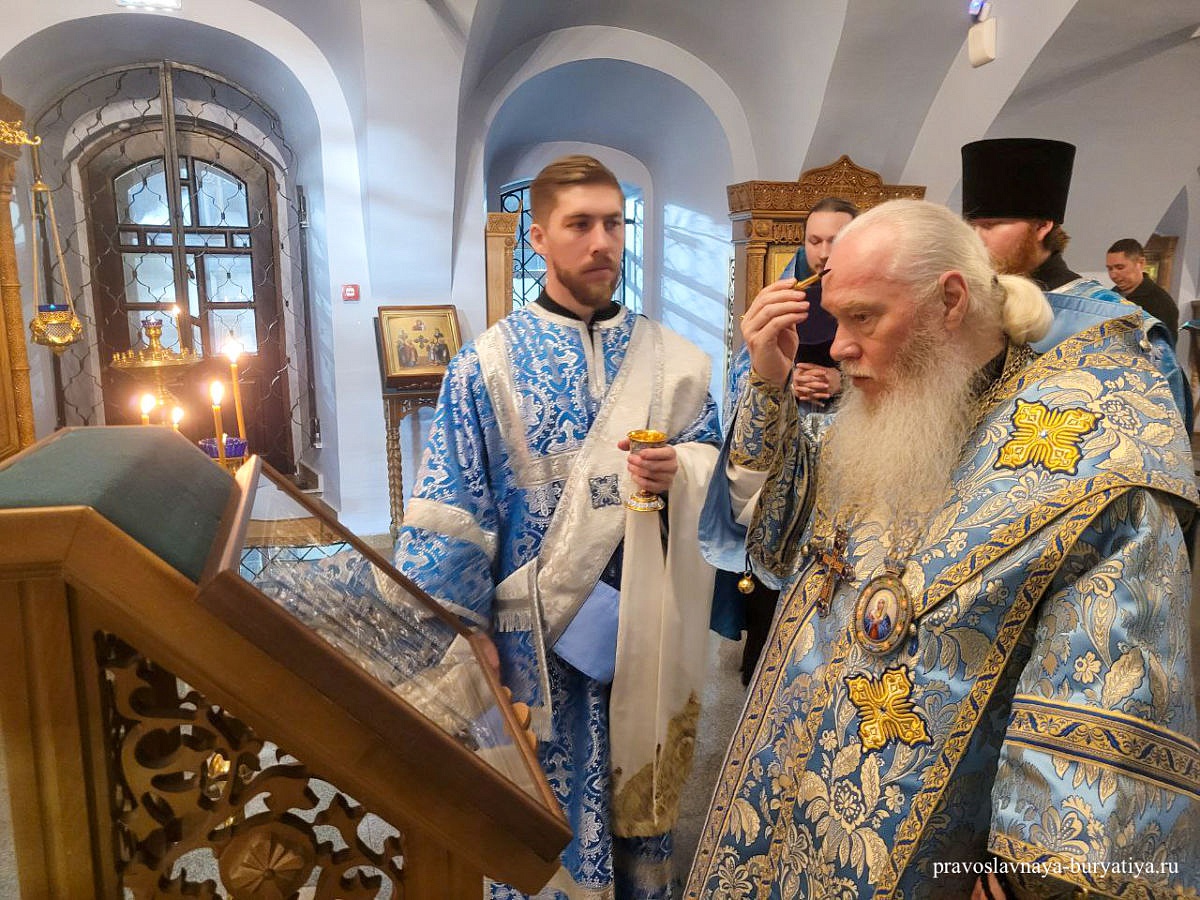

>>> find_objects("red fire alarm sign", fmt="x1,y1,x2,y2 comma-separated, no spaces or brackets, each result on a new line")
341,284,360,301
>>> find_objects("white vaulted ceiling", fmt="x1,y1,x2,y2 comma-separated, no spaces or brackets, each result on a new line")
1,0,1198,534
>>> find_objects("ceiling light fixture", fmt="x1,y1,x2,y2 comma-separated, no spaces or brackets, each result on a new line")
116,0,183,10
968,0,992,21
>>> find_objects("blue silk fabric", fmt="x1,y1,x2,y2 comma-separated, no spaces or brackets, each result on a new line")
690,312,1200,899
1040,277,1192,431
394,305,720,899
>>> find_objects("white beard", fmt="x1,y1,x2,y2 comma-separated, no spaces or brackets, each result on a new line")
820,328,982,539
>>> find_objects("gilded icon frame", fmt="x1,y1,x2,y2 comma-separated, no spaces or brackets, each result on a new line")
375,305,462,389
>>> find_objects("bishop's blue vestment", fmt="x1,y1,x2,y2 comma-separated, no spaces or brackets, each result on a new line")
689,301,1200,898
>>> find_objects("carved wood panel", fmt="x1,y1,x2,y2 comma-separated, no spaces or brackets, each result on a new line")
1143,233,1177,292
97,632,407,899
486,211,519,327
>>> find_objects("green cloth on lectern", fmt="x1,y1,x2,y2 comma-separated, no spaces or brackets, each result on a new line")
0,427,235,582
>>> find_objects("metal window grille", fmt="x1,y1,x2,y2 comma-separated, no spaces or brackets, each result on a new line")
27,61,317,477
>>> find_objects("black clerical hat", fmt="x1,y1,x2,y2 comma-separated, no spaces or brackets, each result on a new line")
961,138,1076,222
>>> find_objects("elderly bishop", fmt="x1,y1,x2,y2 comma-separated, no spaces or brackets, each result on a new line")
690,200,1199,899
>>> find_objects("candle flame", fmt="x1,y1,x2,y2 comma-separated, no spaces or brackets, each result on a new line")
222,338,245,361
140,393,156,415
210,381,225,405
171,406,184,426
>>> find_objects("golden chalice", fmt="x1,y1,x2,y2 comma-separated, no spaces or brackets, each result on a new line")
625,429,668,512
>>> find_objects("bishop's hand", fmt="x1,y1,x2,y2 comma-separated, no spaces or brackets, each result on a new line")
742,278,809,389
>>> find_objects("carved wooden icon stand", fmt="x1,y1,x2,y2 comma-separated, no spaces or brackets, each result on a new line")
0,427,569,899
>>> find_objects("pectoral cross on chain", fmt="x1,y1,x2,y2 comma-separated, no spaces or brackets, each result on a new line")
806,527,853,617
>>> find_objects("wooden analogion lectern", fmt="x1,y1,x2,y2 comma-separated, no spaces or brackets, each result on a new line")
0,427,570,898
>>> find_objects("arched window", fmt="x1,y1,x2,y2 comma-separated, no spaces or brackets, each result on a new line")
86,127,293,473
499,182,644,314
30,61,314,476
112,155,257,353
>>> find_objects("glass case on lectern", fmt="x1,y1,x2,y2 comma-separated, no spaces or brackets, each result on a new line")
201,453,550,802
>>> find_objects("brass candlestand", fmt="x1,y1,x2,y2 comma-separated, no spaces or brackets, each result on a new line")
110,316,201,410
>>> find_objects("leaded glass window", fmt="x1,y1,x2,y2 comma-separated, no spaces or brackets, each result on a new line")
112,155,255,353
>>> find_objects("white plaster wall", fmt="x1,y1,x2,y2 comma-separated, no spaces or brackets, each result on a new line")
250,0,370,181
453,25,754,339
901,0,1079,205
989,37,1200,278
1154,188,1189,301
459,0,837,182
1171,179,1200,376
1176,182,1200,313
328,0,465,533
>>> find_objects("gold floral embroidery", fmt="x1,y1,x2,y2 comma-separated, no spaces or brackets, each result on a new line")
886,491,1122,896
1071,651,1101,684
711,848,758,896
729,369,787,470
997,399,1100,474
612,694,701,836
844,667,930,751
798,744,897,884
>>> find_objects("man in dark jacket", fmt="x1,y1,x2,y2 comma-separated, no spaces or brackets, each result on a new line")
1107,237,1179,343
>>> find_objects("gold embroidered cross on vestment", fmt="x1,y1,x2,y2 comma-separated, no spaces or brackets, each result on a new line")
845,666,930,751
997,399,1100,475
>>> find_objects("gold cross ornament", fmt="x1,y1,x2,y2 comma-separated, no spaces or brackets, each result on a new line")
806,527,853,617
997,399,1099,475
845,666,930,751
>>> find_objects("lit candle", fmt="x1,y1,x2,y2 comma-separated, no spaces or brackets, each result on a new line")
222,338,247,442
210,381,227,463
140,393,156,426
170,304,185,349
171,406,184,431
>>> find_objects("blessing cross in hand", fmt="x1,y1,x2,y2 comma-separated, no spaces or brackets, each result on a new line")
806,527,853,617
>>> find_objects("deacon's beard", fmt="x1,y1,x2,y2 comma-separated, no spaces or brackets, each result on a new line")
820,323,982,540
552,258,621,310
